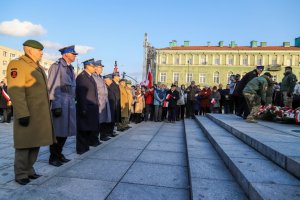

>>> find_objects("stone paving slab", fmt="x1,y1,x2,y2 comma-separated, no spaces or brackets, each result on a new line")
106,182,189,200
207,114,300,179
196,116,300,200
146,141,186,153
137,150,187,166
184,119,247,200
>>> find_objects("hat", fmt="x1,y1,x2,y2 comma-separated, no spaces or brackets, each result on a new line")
59,45,78,55
103,74,113,79
82,58,95,66
112,72,120,77
171,84,177,87
191,81,195,84
23,40,44,50
285,66,292,70
94,60,104,67
263,72,272,78
119,78,126,82
256,65,264,71
126,80,132,85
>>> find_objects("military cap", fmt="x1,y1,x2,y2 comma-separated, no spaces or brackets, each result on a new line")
112,72,120,77
256,65,264,71
285,66,292,70
103,74,113,79
23,40,44,50
119,78,126,83
82,58,95,66
59,45,78,55
263,72,272,78
126,80,132,85
94,60,104,67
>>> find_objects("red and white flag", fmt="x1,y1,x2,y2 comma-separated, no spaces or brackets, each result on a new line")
1,89,10,102
141,64,153,88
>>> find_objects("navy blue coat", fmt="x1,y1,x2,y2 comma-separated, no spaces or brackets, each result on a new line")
76,70,99,131
108,81,121,123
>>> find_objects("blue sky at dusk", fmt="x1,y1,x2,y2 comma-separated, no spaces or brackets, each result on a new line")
0,0,299,81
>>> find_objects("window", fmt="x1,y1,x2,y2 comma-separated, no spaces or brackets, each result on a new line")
201,56,206,65
227,71,233,83
272,57,277,66
161,56,166,64
272,75,277,82
286,58,292,66
2,70,6,75
187,58,192,65
175,57,179,65
257,57,263,66
242,55,248,65
199,73,206,83
10,53,15,58
173,72,179,82
215,55,220,65
228,56,234,65
160,72,166,82
3,61,7,66
3,51,7,57
186,73,192,83
213,71,220,83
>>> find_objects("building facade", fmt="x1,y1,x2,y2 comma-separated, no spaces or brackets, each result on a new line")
155,38,300,87
0,45,54,81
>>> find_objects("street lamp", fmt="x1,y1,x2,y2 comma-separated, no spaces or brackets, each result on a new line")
187,59,190,83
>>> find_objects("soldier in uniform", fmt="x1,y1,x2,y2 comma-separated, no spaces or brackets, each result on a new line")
76,59,99,154
92,60,111,141
47,45,78,167
125,80,133,128
110,72,122,131
7,40,55,185
243,72,273,123
281,66,297,108
119,79,130,130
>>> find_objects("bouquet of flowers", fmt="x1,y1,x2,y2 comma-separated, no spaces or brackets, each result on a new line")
258,105,299,124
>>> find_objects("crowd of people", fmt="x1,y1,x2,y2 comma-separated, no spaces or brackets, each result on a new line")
1,40,299,185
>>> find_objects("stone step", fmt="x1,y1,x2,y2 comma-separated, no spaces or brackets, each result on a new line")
195,116,300,200
206,114,300,179
183,118,247,200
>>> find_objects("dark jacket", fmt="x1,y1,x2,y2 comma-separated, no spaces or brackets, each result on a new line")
186,85,199,101
109,80,121,123
243,75,268,103
281,71,297,94
166,89,179,107
76,70,99,131
0,85,9,109
235,70,259,95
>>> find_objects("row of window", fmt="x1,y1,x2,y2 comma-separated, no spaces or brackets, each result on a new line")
161,56,294,66
159,72,278,84
0,60,49,67
2,51,16,58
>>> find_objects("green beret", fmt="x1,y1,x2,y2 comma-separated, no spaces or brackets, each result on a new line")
23,40,44,50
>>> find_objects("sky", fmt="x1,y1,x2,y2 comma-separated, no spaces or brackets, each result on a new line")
0,0,299,81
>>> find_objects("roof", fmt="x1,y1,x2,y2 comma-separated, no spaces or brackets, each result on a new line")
158,46,300,51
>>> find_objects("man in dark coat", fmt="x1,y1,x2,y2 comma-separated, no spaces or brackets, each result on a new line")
166,84,179,122
47,45,78,167
185,81,199,119
103,74,118,137
110,72,122,131
281,66,298,108
76,59,100,154
0,79,12,123
234,66,264,118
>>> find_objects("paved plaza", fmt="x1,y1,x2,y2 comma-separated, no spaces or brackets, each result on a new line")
1,114,300,199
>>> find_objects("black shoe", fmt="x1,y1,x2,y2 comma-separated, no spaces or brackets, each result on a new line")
59,155,71,163
110,133,118,137
117,128,125,132
15,178,30,185
100,136,111,141
49,159,63,167
28,174,42,179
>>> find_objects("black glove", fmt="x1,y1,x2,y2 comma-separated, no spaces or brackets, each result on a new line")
287,92,292,97
52,108,62,117
19,117,30,127
81,110,87,117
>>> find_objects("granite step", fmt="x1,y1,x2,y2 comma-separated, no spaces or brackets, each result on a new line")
184,118,247,200
195,116,300,200
206,114,300,179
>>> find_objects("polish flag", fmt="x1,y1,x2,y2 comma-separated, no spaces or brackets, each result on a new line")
1,89,10,102
146,64,152,88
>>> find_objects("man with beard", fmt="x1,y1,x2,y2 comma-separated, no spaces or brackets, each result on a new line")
281,66,297,108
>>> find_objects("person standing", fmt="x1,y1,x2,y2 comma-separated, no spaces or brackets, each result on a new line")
144,86,154,121
7,40,55,185
119,78,130,129
47,45,78,167
176,85,186,120
76,59,99,154
111,72,122,131
243,72,272,123
281,66,298,108
200,85,211,115
153,83,165,122
166,84,179,122
93,60,111,141
186,81,199,119
0,79,12,123
210,86,221,113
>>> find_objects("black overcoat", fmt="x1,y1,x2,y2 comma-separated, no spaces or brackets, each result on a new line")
76,70,99,131
109,81,121,123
